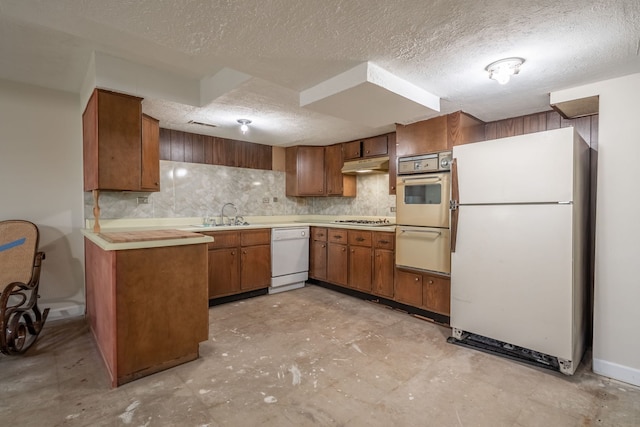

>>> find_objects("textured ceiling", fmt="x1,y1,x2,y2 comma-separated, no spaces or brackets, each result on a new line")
1,0,639,146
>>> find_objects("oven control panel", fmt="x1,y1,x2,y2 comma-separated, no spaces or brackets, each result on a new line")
397,151,452,174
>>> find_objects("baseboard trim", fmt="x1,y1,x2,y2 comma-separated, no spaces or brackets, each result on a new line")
593,357,640,387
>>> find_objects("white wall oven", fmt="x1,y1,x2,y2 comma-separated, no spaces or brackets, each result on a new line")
396,151,452,274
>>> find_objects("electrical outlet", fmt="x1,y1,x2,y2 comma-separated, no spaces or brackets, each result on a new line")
273,197,278,202
262,197,270,203
137,196,149,205
390,206,396,212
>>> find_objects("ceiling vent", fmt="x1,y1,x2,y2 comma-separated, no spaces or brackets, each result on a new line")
187,120,218,128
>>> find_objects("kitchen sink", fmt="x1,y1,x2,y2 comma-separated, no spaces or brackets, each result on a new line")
190,222,250,228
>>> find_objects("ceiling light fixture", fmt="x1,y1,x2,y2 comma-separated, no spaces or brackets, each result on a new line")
485,57,525,85
237,119,252,134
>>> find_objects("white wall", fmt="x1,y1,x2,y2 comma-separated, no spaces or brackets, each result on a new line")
0,79,85,319
553,73,640,386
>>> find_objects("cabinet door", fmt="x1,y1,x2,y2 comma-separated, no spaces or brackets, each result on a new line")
349,245,372,292
373,249,394,298
298,146,325,195
395,115,448,157
83,89,143,191
141,114,160,191
344,141,362,160
208,248,240,298
363,135,388,157
395,269,423,307
325,144,344,196
240,245,271,291
422,274,451,315
310,240,328,280
327,243,348,286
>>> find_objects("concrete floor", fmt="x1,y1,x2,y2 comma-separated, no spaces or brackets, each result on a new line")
1,285,639,426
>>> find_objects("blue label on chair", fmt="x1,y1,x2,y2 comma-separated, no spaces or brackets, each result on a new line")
0,237,26,252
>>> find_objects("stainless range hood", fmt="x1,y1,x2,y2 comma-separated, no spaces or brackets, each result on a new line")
341,156,389,175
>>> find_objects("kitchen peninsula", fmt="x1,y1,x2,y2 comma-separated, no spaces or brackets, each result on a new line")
82,228,213,387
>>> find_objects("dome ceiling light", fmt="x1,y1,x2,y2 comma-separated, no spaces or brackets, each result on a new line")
237,118,251,134
485,57,525,85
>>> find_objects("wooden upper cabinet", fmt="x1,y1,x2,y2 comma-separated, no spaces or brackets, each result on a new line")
344,140,362,160
141,114,160,191
83,88,157,191
395,111,485,157
286,146,325,196
344,135,388,160
363,135,388,157
325,144,356,197
447,111,486,148
396,115,448,158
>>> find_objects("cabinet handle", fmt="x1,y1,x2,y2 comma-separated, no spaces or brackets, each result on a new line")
321,244,326,248
414,277,419,282
428,280,433,284
342,248,346,252
379,240,389,244
355,237,365,242
231,251,236,256
334,236,342,240
242,250,247,255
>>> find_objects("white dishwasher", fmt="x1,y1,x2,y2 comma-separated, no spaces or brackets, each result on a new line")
270,227,310,294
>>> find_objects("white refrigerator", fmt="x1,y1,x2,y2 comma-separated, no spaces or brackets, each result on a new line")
450,127,589,375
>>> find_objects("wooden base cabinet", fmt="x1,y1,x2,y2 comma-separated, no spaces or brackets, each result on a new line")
348,230,373,292
204,229,271,299
327,229,348,286
395,268,451,316
310,227,328,280
372,232,395,298
322,229,395,298
84,239,208,387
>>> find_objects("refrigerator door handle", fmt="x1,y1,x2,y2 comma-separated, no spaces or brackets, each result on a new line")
450,158,459,253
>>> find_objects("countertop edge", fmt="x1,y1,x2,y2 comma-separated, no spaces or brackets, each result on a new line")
81,229,214,251
82,222,397,250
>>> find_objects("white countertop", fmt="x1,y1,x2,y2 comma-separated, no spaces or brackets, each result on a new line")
83,215,396,250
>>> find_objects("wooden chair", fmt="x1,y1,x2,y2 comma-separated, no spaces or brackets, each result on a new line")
0,220,49,354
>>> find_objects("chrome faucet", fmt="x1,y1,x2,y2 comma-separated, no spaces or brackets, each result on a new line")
220,202,238,226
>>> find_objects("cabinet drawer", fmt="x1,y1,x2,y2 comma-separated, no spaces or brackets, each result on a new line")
348,230,372,247
312,227,328,242
202,231,239,249
328,228,347,244
240,229,271,246
374,232,395,250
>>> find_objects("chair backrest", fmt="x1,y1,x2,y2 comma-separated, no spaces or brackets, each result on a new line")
0,220,39,286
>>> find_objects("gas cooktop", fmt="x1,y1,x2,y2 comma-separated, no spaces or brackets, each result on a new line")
331,219,394,227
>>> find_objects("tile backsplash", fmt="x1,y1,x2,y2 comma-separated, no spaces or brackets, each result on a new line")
84,161,396,220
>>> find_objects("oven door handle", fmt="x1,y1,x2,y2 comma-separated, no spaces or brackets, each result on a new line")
399,229,442,236
400,176,442,184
